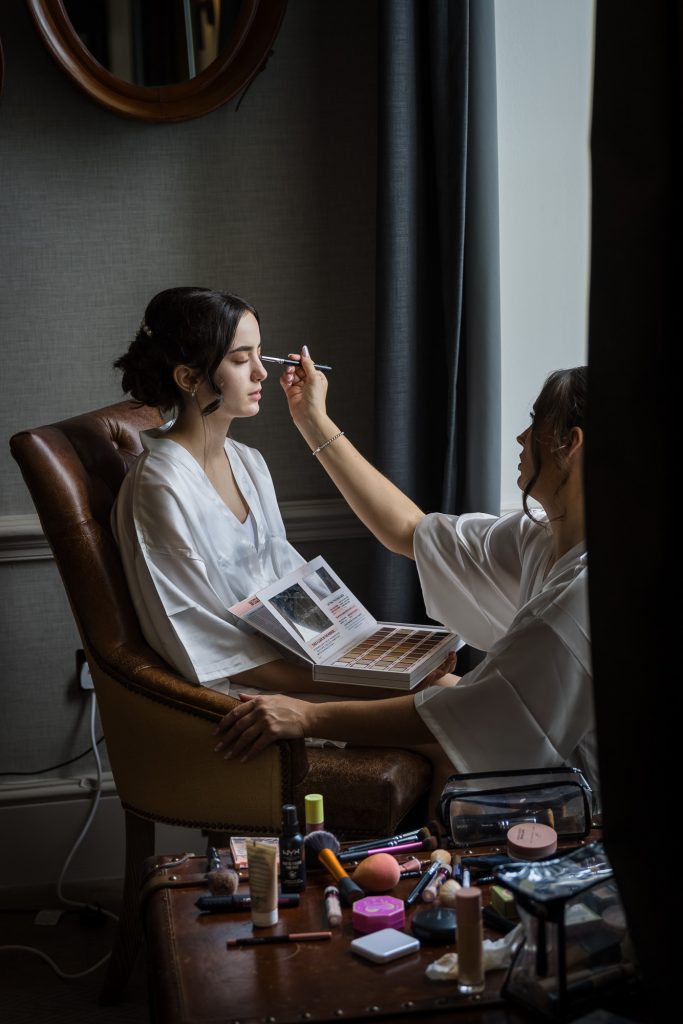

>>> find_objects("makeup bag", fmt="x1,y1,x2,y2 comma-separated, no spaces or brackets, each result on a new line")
498,841,637,1020
438,766,594,848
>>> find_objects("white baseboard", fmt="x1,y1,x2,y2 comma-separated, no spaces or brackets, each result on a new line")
0,776,208,887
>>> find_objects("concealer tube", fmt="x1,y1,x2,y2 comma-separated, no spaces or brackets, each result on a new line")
246,839,278,927
422,862,451,903
455,886,485,995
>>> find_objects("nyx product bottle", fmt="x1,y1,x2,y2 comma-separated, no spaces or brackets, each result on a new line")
280,804,306,893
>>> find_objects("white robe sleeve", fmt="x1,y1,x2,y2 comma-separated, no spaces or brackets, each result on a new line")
414,571,593,774
413,512,532,649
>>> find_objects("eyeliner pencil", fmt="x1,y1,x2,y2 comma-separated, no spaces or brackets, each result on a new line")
226,931,332,947
196,894,300,912
261,355,333,373
405,859,442,907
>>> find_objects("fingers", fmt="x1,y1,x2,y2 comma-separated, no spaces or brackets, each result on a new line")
214,696,254,740
286,347,318,378
223,718,271,762
416,650,458,691
214,701,263,761
281,353,304,392
213,695,286,763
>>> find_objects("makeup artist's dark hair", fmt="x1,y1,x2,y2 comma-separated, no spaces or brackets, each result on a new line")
114,287,259,415
522,365,587,521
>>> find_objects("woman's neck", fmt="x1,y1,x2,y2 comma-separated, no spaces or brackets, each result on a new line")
544,480,586,569
166,406,232,464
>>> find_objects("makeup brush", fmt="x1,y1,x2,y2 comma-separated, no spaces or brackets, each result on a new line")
206,868,240,896
303,831,365,905
339,826,431,858
304,829,341,868
338,835,437,864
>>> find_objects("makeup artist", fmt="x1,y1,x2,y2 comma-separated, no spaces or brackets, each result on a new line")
214,356,597,798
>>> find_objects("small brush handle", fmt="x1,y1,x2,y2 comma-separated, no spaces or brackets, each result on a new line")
317,848,365,904
339,827,428,858
336,875,366,905
338,838,429,863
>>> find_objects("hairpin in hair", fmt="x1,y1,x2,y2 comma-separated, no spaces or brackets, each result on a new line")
140,319,153,338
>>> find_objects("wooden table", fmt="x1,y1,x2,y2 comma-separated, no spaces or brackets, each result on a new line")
140,836,646,1024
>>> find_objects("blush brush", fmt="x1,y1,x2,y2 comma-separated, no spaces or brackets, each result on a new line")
303,830,365,905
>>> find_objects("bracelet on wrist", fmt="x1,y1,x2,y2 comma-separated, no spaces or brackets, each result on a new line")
311,430,344,457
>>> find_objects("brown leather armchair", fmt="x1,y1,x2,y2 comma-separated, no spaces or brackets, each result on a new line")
9,400,432,1003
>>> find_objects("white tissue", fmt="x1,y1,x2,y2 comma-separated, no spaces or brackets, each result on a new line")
425,924,524,981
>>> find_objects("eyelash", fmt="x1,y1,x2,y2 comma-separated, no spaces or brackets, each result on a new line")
231,349,262,365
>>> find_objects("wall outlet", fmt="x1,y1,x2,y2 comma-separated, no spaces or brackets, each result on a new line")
76,649,94,690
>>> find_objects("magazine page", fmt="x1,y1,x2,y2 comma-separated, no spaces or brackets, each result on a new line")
230,594,304,660
232,556,378,665
258,555,378,664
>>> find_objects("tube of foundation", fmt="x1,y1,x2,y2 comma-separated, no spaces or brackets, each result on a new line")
246,839,279,927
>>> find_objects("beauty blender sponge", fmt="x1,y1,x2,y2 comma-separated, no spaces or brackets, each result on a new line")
351,853,401,892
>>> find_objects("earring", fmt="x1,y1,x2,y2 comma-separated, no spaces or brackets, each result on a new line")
191,386,198,398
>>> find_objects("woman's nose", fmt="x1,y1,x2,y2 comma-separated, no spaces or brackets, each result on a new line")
253,357,267,381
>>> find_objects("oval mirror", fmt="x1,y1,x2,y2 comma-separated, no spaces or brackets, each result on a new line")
27,0,288,122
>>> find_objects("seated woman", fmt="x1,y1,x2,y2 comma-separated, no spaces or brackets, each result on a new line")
214,354,598,800
111,286,427,704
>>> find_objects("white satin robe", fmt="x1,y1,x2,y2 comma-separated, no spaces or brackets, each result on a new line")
111,427,305,693
412,511,598,795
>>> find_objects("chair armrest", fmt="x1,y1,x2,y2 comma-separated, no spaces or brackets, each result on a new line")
88,638,307,774
85,641,309,832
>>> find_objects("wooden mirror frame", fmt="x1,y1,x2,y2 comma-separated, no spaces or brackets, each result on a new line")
27,0,288,123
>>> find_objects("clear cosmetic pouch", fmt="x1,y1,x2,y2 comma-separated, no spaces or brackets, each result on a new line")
438,767,594,848
497,841,637,1020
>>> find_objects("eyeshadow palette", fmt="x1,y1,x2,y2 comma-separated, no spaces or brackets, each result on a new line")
316,624,459,687
231,555,461,690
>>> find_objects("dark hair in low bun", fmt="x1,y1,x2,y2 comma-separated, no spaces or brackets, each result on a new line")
114,287,259,414
522,365,587,521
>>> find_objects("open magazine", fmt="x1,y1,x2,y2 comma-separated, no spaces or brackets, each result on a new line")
229,555,461,690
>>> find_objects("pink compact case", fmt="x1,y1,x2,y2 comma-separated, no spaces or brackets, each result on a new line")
352,895,405,934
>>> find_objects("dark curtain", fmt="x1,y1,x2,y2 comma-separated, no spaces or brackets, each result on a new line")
371,0,501,627
587,0,679,1015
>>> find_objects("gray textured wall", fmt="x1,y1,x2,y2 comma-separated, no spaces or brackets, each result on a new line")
0,0,378,776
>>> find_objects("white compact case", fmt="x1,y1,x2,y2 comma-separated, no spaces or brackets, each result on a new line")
350,927,421,963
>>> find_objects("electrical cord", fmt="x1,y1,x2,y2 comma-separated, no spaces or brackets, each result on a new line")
0,691,118,979
0,736,105,776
